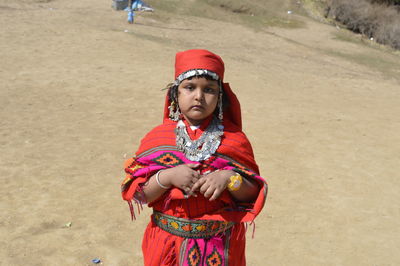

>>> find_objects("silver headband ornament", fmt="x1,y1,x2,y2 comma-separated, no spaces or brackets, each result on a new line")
174,69,220,86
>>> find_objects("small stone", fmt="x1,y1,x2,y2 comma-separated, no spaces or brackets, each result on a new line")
92,258,101,264
63,222,72,228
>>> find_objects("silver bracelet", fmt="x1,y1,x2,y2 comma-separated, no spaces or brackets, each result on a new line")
155,170,170,189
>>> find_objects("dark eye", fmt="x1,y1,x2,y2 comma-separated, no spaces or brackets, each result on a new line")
204,87,218,94
185,85,195,91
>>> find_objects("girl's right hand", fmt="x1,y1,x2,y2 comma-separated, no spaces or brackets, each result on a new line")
161,164,201,194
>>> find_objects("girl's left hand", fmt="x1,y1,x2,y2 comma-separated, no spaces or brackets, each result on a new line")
190,170,233,201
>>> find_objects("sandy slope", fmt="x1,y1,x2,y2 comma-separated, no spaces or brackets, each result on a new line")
1,0,400,265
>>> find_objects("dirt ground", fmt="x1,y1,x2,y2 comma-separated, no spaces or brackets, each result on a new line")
1,0,400,265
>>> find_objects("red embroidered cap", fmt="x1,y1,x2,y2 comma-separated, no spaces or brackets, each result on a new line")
174,49,225,81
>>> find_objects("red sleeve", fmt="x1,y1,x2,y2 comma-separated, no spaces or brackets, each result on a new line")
121,157,154,202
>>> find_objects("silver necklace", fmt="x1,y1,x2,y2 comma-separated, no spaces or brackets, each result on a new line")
175,117,224,161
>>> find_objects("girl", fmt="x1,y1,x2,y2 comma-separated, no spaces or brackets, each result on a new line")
121,49,268,265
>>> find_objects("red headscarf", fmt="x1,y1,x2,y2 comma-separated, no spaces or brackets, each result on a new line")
174,49,225,80
163,49,242,130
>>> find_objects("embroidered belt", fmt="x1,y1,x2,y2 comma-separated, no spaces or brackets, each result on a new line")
153,211,235,239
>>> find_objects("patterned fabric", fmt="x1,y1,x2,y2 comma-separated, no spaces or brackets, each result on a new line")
187,242,201,266
206,247,223,266
122,145,267,223
152,152,184,166
142,221,247,266
153,211,234,239
182,233,228,266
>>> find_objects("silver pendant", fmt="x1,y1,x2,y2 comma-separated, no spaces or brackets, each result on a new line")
175,116,223,161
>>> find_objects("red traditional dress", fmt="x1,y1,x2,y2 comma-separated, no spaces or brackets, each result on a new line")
121,50,268,265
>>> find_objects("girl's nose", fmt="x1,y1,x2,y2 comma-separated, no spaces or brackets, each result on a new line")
194,87,204,101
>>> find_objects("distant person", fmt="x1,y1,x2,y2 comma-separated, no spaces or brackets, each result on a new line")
121,49,268,265
126,0,153,23
127,0,135,23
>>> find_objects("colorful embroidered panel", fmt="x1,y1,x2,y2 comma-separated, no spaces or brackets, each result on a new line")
151,152,185,166
182,234,229,266
187,242,202,266
153,211,234,239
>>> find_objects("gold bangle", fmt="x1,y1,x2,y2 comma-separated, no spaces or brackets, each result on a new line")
227,173,243,191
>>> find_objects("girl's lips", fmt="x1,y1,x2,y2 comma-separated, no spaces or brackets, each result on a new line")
191,105,204,109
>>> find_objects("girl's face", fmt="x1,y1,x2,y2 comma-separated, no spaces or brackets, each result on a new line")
177,76,219,126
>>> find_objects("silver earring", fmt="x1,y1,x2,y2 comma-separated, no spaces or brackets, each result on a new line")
218,91,223,121
169,101,181,121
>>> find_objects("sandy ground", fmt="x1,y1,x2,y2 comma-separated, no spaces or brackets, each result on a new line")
1,0,400,265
